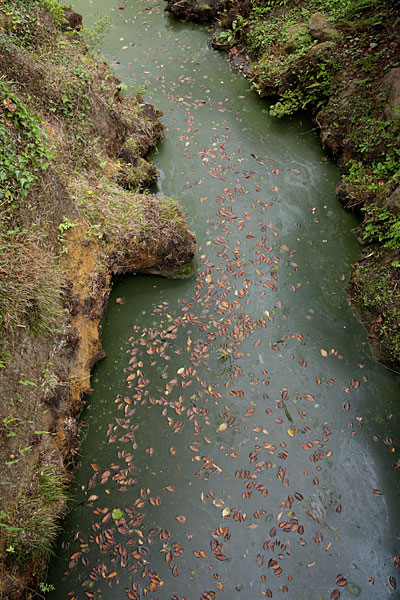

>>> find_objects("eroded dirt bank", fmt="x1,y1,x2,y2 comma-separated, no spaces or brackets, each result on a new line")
165,0,400,370
0,3,195,598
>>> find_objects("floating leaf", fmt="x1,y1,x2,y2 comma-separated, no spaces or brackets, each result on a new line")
112,508,123,520
176,515,186,523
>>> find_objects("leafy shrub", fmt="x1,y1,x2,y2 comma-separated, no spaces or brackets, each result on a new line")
362,205,400,250
0,81,53,209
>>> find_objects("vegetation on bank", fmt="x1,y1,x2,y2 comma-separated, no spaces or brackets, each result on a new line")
0,1,194,596
167,0,400,368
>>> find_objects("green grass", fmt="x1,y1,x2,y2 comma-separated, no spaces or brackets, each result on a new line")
4,465,70,564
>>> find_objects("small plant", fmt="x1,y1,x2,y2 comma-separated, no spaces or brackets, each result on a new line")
2,415,20,438
39,582,56,593
0,81,53,209
79,16,113,52
0,350,11,369
214,15,248,47
362,205,400,250
57,216,77,255
217,345,232,362
270,89,302,118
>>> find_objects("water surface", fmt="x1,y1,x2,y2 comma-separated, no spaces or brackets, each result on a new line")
48,1,400,599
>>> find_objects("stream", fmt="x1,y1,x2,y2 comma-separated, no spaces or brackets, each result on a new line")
47,1,400,598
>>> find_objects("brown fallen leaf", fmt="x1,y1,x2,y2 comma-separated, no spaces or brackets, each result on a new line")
176,515,186,523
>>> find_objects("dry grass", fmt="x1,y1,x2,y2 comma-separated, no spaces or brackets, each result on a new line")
0,228,63,342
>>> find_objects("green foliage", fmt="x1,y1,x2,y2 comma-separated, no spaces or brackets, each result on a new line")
307,0,387,21
247,20,277,56
353,256,400,363
251,0,289,10
4,465,69,564
214,15,248,47
0,0,66,50
39,582,56,593
79,16,113,52
37,0,68,25
0,81,53,213
0,510,21,533
269,90,302,118
269,56,339,117
57,216,77,255
362,205,400,250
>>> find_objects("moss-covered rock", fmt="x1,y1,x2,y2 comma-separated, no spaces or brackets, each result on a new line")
308,13,341,43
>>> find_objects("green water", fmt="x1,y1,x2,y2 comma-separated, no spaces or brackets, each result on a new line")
47,1,400,599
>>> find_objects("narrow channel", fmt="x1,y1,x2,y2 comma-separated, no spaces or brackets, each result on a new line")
47,1,400,598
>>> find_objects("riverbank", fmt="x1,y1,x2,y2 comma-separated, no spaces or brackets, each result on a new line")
165,0,400,370
0,2,195,597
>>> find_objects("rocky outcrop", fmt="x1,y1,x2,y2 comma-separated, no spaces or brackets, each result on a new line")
385,186,400,214
382,67,400,121
308,13,341,42
164,0,223,23
62,7,83,30
284,23,308,53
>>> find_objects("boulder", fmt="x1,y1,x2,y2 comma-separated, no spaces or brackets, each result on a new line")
382,67,400,121
385,186,400,215
308,13,341,42
284,23,309,53
307,40,337,59
164,0,222,23
63,7,83,30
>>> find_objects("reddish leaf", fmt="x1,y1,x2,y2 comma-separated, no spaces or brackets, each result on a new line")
176,515,186,523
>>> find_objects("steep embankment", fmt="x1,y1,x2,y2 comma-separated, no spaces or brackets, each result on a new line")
0,2,195,597
165,0,400,370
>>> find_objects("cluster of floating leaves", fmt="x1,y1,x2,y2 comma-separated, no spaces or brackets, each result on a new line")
57,0,400,598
